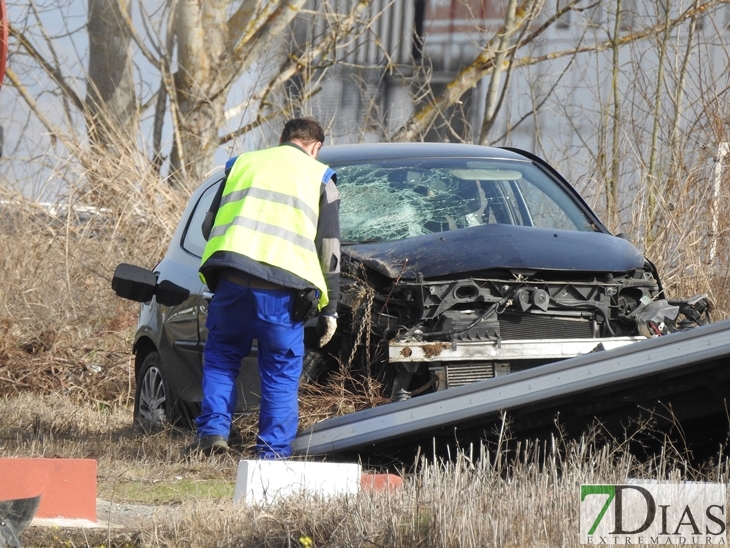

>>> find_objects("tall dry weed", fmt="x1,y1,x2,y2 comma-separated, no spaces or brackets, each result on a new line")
3,393,728,546
0,140,192,405
578,141,730,321
134,426,730,546
624,148,730,318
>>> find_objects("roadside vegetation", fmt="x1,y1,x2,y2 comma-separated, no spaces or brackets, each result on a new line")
1,1,730,546
3,392,729,547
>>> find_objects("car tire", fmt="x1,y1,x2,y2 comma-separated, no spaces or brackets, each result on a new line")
300,350,336,384
134,351,182,431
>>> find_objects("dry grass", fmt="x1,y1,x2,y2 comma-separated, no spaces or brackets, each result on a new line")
577,144,730,321
0,142,184,406
2,393,728,547
299,370,389,430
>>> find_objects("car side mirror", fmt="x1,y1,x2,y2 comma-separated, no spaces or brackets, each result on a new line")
112,263,156,303
156,279,191,306
111,263,191,306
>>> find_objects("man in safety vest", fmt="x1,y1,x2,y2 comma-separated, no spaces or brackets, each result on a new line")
187,118,340,459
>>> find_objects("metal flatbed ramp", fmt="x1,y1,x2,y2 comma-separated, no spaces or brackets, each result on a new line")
293,320,730,459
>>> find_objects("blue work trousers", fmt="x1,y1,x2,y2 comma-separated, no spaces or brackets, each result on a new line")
196,278,304,458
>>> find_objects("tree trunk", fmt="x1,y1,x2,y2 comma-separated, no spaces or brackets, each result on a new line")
167,0,308,188
85,0,136,149
167,0,228,188
607,0,623,229
479,0,518,146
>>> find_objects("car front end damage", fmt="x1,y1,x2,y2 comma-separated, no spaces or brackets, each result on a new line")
334,231,712,400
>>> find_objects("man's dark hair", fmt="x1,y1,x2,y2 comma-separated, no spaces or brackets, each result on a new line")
280,118,325,145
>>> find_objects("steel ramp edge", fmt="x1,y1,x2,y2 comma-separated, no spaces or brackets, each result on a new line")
292,319,730,456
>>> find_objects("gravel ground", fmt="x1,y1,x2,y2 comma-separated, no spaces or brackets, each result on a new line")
96,498,177,529
21,499,182,547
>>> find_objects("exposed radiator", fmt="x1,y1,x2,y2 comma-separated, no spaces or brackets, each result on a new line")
430,362,496,388
499,312,594,340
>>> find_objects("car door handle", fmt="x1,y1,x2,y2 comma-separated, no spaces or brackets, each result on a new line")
202,291,214,302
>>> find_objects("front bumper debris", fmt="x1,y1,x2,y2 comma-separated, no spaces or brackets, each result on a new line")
389,337,644,363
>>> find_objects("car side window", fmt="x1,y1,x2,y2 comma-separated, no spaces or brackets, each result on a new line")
516,179,579,230
182,180,222,257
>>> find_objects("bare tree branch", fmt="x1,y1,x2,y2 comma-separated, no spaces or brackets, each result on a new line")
219,0,374,145
490,48,577,145
8,23,84,112
479,0,519,145
391,0,721,143
5,66,74,149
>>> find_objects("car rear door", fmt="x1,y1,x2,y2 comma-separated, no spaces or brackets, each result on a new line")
180,178,262,412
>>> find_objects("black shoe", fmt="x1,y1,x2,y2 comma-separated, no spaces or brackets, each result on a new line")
183,435,229,457
227,428,244,449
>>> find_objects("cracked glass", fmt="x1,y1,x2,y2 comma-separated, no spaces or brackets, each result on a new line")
333,158,595,243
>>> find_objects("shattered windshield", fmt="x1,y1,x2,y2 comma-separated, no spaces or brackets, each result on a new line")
333,158,597,243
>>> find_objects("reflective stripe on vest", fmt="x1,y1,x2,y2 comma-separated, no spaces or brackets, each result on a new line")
200,146,331,309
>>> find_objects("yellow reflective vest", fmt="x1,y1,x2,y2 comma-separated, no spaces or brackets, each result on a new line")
200,145,331,309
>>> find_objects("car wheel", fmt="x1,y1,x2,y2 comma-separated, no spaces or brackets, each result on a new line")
300,350,337,384
134,352,181,431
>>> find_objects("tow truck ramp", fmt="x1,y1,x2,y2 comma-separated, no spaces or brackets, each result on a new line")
293,319,730,460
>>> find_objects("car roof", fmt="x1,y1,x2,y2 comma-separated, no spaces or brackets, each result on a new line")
318,142,531,164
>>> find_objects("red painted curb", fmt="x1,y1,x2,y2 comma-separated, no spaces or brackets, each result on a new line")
360,473,403,492
0,458,97,521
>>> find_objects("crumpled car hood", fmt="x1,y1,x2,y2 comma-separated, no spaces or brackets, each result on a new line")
344,224,644,280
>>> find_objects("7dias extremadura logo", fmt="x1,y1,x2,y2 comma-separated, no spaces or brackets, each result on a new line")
580,483,726,545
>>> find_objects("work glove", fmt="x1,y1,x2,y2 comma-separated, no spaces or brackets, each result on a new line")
317,314,338,347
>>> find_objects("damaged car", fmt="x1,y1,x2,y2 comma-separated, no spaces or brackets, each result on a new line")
113,143,712,427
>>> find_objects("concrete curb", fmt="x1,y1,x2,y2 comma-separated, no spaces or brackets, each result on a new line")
0,458,97,521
